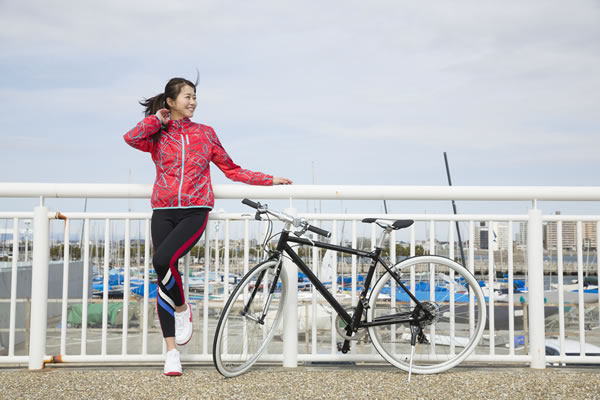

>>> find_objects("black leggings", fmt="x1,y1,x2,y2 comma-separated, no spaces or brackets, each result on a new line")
151,208,209,338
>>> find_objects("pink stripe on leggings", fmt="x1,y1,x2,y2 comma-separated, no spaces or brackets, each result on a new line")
169,217,209,302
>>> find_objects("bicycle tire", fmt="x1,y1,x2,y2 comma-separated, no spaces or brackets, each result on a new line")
367,255,486,374
213,259,287,377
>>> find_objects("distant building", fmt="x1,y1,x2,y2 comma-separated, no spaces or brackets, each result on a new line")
583,221,597,250
545,212,577,250
474,222,489,250
491,223,510,251
517,222,528,249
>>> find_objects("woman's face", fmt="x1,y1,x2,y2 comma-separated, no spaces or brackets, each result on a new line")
167,85,197,119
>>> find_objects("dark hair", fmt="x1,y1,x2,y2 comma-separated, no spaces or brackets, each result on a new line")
139,77,197,117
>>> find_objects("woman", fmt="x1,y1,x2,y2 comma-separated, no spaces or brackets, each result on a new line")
124,77,291,376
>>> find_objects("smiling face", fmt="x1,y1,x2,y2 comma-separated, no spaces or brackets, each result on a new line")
166,84,197,120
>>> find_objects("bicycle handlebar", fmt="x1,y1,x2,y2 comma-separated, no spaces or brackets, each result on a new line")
241,198,260,209
241,198,332,238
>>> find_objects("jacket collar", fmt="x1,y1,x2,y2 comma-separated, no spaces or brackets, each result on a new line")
167,118,192,130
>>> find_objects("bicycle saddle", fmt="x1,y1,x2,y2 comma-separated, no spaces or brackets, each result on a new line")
361,218,414,230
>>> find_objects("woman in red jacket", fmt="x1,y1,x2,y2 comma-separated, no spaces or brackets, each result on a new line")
124,77,291,376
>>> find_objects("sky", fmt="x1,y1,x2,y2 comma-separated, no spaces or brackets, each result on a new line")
1,0,599,220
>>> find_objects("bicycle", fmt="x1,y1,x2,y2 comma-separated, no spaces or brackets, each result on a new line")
212,199,486,379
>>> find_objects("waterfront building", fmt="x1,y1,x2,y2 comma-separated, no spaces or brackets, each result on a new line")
545,212,577,250
583,221,597,250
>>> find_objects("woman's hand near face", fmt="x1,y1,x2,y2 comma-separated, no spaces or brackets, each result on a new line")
273,177,293,185
155,109,170,125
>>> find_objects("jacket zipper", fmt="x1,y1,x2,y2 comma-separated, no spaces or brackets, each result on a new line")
178,134,186,207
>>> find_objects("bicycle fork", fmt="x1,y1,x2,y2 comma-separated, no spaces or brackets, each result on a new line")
241,260,283,324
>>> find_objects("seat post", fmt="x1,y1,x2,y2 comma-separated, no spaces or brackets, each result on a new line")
376,226,393,249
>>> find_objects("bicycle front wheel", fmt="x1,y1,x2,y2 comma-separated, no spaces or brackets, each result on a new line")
213,259,287,377
367,255,486,374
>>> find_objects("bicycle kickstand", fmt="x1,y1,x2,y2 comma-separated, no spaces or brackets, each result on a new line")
407,325,420,383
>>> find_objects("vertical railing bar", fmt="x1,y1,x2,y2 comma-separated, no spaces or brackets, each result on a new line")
508,221,515,356
122,218,130,355
81,218,90,356
330,220,337,354
468,221,475,337
429,220,435,352
597,219,600,330
488,220,495,355
224,219,230,293
8,218,19,357
142,218,150,356
410,224,415,308
311,219,319,355
349,219,357,356
371,223,376,284
557,222,565,358
60,219,71,356
224,218,230,304
576,221,585,357
101,219,109,356
242,219,249,357
203,224,211,355
390,228,397,355
351,220,357,308
449,221,455,356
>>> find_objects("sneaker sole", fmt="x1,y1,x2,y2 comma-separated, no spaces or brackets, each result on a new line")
164,371,182,376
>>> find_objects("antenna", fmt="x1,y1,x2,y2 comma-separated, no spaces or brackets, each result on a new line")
443,152,466,267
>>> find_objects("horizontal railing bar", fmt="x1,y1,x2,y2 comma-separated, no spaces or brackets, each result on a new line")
0,212,33,218
2,183,600,201
41,211,533,221
298,213,529,221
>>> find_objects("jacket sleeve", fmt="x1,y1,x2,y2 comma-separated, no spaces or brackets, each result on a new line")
123,115,162,153
210,129,273,186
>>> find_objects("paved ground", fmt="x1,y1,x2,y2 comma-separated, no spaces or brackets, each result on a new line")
2,363,600,399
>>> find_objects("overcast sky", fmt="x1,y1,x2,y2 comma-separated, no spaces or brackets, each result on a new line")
1,1,599,217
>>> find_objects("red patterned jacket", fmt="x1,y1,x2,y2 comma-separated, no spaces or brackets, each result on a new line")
124,116,273,209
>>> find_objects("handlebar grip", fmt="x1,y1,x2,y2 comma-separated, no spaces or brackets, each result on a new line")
307,225,331,238
242,198,260,209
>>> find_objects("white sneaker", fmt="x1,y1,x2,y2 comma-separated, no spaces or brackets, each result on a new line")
163,349,182,376
175,302,193,346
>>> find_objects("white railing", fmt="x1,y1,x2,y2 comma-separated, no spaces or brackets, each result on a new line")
0,183,599,370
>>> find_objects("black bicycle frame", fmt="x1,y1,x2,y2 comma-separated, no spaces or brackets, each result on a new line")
274,230,425,328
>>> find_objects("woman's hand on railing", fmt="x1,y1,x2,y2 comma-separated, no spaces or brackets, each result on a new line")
273,177,293,185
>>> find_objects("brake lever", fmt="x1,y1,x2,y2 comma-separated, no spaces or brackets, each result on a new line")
293,226,308,237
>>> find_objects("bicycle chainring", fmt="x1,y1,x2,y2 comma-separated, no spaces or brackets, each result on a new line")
335,307,368,341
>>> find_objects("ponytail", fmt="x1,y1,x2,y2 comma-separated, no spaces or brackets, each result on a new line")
139,93,167,117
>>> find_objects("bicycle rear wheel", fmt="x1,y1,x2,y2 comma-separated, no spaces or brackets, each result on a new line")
367,255,486,374
213,259,287,377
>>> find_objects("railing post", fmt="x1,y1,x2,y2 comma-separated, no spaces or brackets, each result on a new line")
29,206,50,370
527,208,546,368
282,207,298,368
